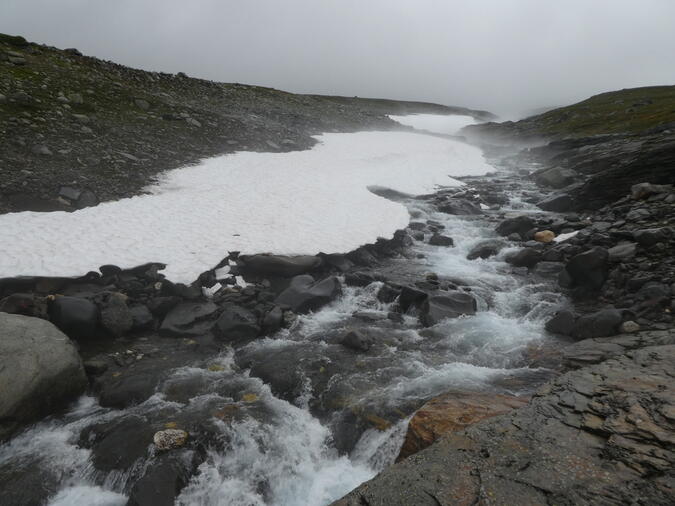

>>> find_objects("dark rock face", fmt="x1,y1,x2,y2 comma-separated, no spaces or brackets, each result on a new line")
99,292,133,337
505,248,542,268
495,215,535,238
466,239,505,260
159,302,218,337
127,453,196,506
48,295,99,339
213,304,260,341
420,292,477,327
275,274,341,313
571,308,623,340
0,313,87,441
633,227,672,247
237,254,322,278
564,247,609,290
397,286,428,312
334,341,675,506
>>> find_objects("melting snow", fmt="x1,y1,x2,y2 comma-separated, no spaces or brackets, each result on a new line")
388,113,476,135
0,130,491,283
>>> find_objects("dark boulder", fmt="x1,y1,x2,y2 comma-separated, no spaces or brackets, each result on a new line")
340,330,374,352
571,308,623,340
545,310,576,336
633,227,672,247
466,240,505,260
564,247,609,290
428,233,454,247
505,248,542,268
127,453,195,506
213,304,260,341
99,292,133,337
238,254,322,278
438,199,483,215
608,242,637,262
48,296,99,339
275,275,341,313
344,271,381,287
495,216,535,238
130,304,154,330
420,292,477,327
261,306,284,334
631,182,673,200
398,286,428,312
159,302,218,337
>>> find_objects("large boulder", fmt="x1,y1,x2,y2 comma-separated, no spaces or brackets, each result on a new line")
275,275,341,313
48,296,99,339
633,227,672,247
466,239,505,260
571,308,623,340
99,292,133,337
505,248,542,268
564,247,609,290
545,310,576,336
213,304,260,341
495,215,535,238
537,193,573,212
0,313,87,441
397,390,528,460
420,292,477,326
237,254,322,278
159,302,218,337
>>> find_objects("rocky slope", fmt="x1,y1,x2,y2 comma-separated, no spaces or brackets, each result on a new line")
0,32,491,214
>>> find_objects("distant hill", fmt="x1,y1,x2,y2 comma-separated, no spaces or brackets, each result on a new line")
464,85,675,143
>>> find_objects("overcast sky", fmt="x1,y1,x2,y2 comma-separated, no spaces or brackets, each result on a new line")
3,0,674,118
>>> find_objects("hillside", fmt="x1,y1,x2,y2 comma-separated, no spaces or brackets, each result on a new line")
463,85,675,143
0,33,489,214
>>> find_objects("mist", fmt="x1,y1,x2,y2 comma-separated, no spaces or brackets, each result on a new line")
2,0,674,118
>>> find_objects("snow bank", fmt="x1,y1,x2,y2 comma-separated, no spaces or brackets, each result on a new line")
388,113,476,135
0,130,492,283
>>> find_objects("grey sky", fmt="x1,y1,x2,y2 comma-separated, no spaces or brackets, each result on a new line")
3,0,674,117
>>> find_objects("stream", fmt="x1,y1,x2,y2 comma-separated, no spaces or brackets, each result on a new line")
0,146,567,506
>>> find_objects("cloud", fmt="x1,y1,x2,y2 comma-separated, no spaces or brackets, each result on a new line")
2,0,674,117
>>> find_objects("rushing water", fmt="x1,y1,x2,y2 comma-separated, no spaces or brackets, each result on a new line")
0,168,566,506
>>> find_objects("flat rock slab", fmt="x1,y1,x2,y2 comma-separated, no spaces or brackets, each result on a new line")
334,339,675,505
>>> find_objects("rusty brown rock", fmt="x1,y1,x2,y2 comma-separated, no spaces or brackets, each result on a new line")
397,390,528,460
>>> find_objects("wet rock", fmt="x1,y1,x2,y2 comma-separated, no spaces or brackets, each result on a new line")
398,286,428,312
398,390,528,460
159,302,218,337
344,271,381,287
340,330,374,352
275,275,341,314
545,309,576,336
377,283,401,303
153,429,188,450
48,295,99,339
571,308,623,340
130,304,154,330
620,320,640,333
427,233,454,247
437,198,483,215
100,292,133,337
213,303,260,341
127,453,195,506
495,215,535,238
0,292,47,317
80,415,154,471
238,254,322,278
261,305,283,333
148,296,181,317
537,193,573,212
505,247,542,268
420,292,476,326
564,247,609,290
0,314,87,441
466,239,505,260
